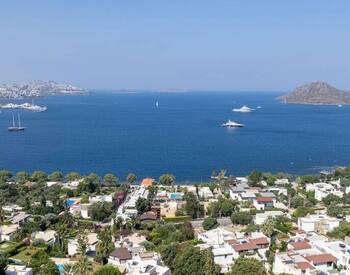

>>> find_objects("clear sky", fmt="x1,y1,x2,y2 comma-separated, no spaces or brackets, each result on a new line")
1,1,349,91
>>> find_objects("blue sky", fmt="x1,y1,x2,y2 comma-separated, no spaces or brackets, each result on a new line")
1,1,349,91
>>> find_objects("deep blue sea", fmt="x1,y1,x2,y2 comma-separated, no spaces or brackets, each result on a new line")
0,91,349,181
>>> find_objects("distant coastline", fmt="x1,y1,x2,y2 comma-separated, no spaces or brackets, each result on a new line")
0,80,86,99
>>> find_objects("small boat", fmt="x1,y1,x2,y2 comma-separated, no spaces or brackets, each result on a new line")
221,120,244,128
233,105,254,113
8,114,26,131
338,105,343,108
257,106,261,109
155,101,159,108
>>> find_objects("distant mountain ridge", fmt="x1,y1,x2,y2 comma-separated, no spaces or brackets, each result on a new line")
0,80,86,99
279,81,350,105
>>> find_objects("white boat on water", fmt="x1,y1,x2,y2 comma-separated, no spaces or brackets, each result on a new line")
8,114,26,131
233,105,254,113
221,120,244,128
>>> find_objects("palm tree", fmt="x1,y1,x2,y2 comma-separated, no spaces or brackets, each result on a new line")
63,264,75,275
72,256,93,275
129,216,138,232
115,216,124,231
0,206,5,223
261,217,276,237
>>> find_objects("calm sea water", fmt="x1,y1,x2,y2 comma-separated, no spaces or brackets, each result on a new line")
0,91,349,181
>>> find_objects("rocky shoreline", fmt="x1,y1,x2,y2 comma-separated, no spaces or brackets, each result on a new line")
0,80,86,99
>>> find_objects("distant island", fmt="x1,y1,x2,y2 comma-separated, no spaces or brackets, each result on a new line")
279,81,350,105
0,80,86,99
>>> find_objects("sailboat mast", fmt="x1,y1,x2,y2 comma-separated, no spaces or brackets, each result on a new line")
18,114,21,128
12,115,15,127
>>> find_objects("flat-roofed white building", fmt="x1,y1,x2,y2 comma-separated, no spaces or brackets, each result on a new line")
306,182,343,201
0,224,19,241
298,214,340,234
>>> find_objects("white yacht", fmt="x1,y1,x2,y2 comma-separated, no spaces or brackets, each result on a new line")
8,114,26,131
233,105,254,113
221,120,244,128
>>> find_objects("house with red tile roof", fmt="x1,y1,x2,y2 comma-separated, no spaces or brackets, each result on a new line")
253,196,275,210
305,253,337,266
274,249,338,274
140,178,155,187
289,240,312,251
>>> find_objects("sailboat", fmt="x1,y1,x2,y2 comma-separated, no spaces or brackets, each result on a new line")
8,114,26,131
155,101,159,108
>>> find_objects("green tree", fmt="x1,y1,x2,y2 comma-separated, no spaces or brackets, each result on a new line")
207,201,221,218
104,173,118,186
126,173,137,184
220,199,238,216
0,256,8,275
93,265,121,275
16,171,30,183
160,244,178,270
57,223,69,252
306,190,317,206
31,171,48,182
77,231,88,255
261,217,276,237
343,193,350,204
136,197,151,214
340,178,350,188
29,250,59,275
84,173,101,193
91,202,113,222
159,174,176,186
66,172,81,182
328,221,350,239
202,217,218,230
202,248,221,275
184,192,204,219
0,207,5,223
290,195,304,208
96,226,115,264
323,194,342,206
63,264,75,275
249,170,263,185
0,170,12,182
49,171,64,182
297,175,319,185
292,206,314,218
172,245,219,275
327,203,344,217
147,185,158,201
72,256,93,275
230,257,266,275
231,212,253,225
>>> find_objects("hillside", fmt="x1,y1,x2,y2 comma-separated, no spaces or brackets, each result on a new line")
279,81,350,105
0,80,86,99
